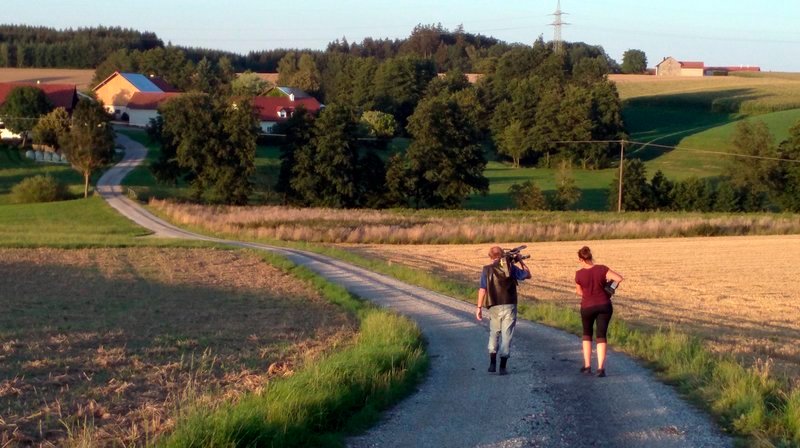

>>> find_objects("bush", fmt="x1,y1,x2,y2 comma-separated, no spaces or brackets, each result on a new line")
10,175,68,204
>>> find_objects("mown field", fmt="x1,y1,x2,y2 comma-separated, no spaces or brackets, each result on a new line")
339,236,800,381
0,67,95,89
0,247,357,446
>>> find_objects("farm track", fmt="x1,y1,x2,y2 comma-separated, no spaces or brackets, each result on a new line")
95,134,732,447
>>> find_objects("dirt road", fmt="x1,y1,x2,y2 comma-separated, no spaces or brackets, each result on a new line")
96,134,732,447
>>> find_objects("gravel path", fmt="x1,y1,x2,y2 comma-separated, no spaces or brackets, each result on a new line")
99,134,733,448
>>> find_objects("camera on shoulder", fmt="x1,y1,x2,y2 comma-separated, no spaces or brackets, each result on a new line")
503,245,530,264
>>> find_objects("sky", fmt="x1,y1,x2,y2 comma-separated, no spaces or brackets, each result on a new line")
4,0,800,71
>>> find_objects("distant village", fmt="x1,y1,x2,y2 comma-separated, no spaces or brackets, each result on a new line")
0,55,761,141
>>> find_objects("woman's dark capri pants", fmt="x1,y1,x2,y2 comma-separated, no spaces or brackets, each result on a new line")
580,303,613,343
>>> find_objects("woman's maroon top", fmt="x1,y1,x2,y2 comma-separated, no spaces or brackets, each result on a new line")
575,264,611,308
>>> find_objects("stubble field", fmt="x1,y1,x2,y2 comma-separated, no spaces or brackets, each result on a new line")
0,68,95,89
0,247,356,447
342,234,800,381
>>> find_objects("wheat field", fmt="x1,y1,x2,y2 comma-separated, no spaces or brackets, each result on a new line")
0,68,95,89
343,234,800,380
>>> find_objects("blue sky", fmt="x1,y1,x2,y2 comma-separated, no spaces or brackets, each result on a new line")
5,0,799,71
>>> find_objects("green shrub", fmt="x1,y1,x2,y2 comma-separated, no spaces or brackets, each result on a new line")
10,175,68,204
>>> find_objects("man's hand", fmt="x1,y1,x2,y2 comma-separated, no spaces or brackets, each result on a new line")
475,306,483,321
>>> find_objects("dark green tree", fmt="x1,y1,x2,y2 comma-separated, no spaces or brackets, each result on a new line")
32,107,70,150
621,49,647,74
672,177,712,211
59,99,115,198
386,93,488,208
291,104,361,207
649,170,674,210
727,120,780,210
713,182,740,212
157,94,257,204
0,86,52,147
276,107,315,203
608,158,650,211
509,180,548,210
775,121,800,211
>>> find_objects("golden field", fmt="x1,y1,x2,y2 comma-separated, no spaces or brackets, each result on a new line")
610,73,800,113
342,234,800,380
0,68,95,89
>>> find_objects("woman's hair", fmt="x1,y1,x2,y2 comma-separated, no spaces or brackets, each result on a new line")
578,246,593,261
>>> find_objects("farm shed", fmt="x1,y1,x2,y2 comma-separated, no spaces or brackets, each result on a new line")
126,92,183,128
656,57,705,77
93,71,179,118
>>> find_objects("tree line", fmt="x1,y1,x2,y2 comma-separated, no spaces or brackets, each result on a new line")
0,25,162,68
605,120,800,213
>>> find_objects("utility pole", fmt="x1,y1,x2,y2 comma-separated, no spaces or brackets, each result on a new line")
550,0,569,54
617,140,625,213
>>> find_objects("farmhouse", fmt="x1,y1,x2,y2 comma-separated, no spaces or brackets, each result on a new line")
656,57,762,77
92,71,179,119
126,92,183,127
656,57,705,77
253,87,323,134
0,82,78,139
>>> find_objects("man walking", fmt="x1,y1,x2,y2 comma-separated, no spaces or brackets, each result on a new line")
475,246,531,375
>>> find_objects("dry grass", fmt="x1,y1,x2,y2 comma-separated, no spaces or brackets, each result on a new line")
0,68,95,90
0,248,357,447
342,235,800,381
149,199,800,245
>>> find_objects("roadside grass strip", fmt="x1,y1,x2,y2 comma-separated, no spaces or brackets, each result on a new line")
293,243,800,447
159,251,428,448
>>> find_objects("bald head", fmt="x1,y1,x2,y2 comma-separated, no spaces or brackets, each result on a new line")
488,246,504,260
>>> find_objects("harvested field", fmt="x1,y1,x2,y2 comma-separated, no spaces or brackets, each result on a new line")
0,248,356,447
343,235,800,381
0,68,95,90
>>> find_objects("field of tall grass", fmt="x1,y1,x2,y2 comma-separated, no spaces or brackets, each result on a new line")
149,199,800,244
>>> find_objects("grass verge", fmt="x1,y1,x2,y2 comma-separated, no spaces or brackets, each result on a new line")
278,242,799,447
158,250,428,448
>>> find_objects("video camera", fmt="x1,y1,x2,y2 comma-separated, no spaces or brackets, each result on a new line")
503,245,530,264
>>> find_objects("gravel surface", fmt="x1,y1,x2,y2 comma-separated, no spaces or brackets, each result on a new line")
100,135,734,448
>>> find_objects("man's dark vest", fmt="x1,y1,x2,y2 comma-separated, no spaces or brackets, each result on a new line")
483,263,518,308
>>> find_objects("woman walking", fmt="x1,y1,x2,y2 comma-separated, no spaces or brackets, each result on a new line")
575,246,623,377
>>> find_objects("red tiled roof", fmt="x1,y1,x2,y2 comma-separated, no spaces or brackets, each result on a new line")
0,82,78,112
679,61,704,69
127,92,182,110
252,96,322,121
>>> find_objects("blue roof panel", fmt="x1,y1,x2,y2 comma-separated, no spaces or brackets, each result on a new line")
120,73,163,93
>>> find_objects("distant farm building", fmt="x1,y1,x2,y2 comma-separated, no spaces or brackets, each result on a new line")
253,87,323,134
656,57,761,77
656,57,705,77
126,92,183,127
93,71,180,120
0,82,78,139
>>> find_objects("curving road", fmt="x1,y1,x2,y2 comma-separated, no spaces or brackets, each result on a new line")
98,134,732,447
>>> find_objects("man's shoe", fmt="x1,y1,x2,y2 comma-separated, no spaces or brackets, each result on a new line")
488,353,497,373
498,356,509,375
